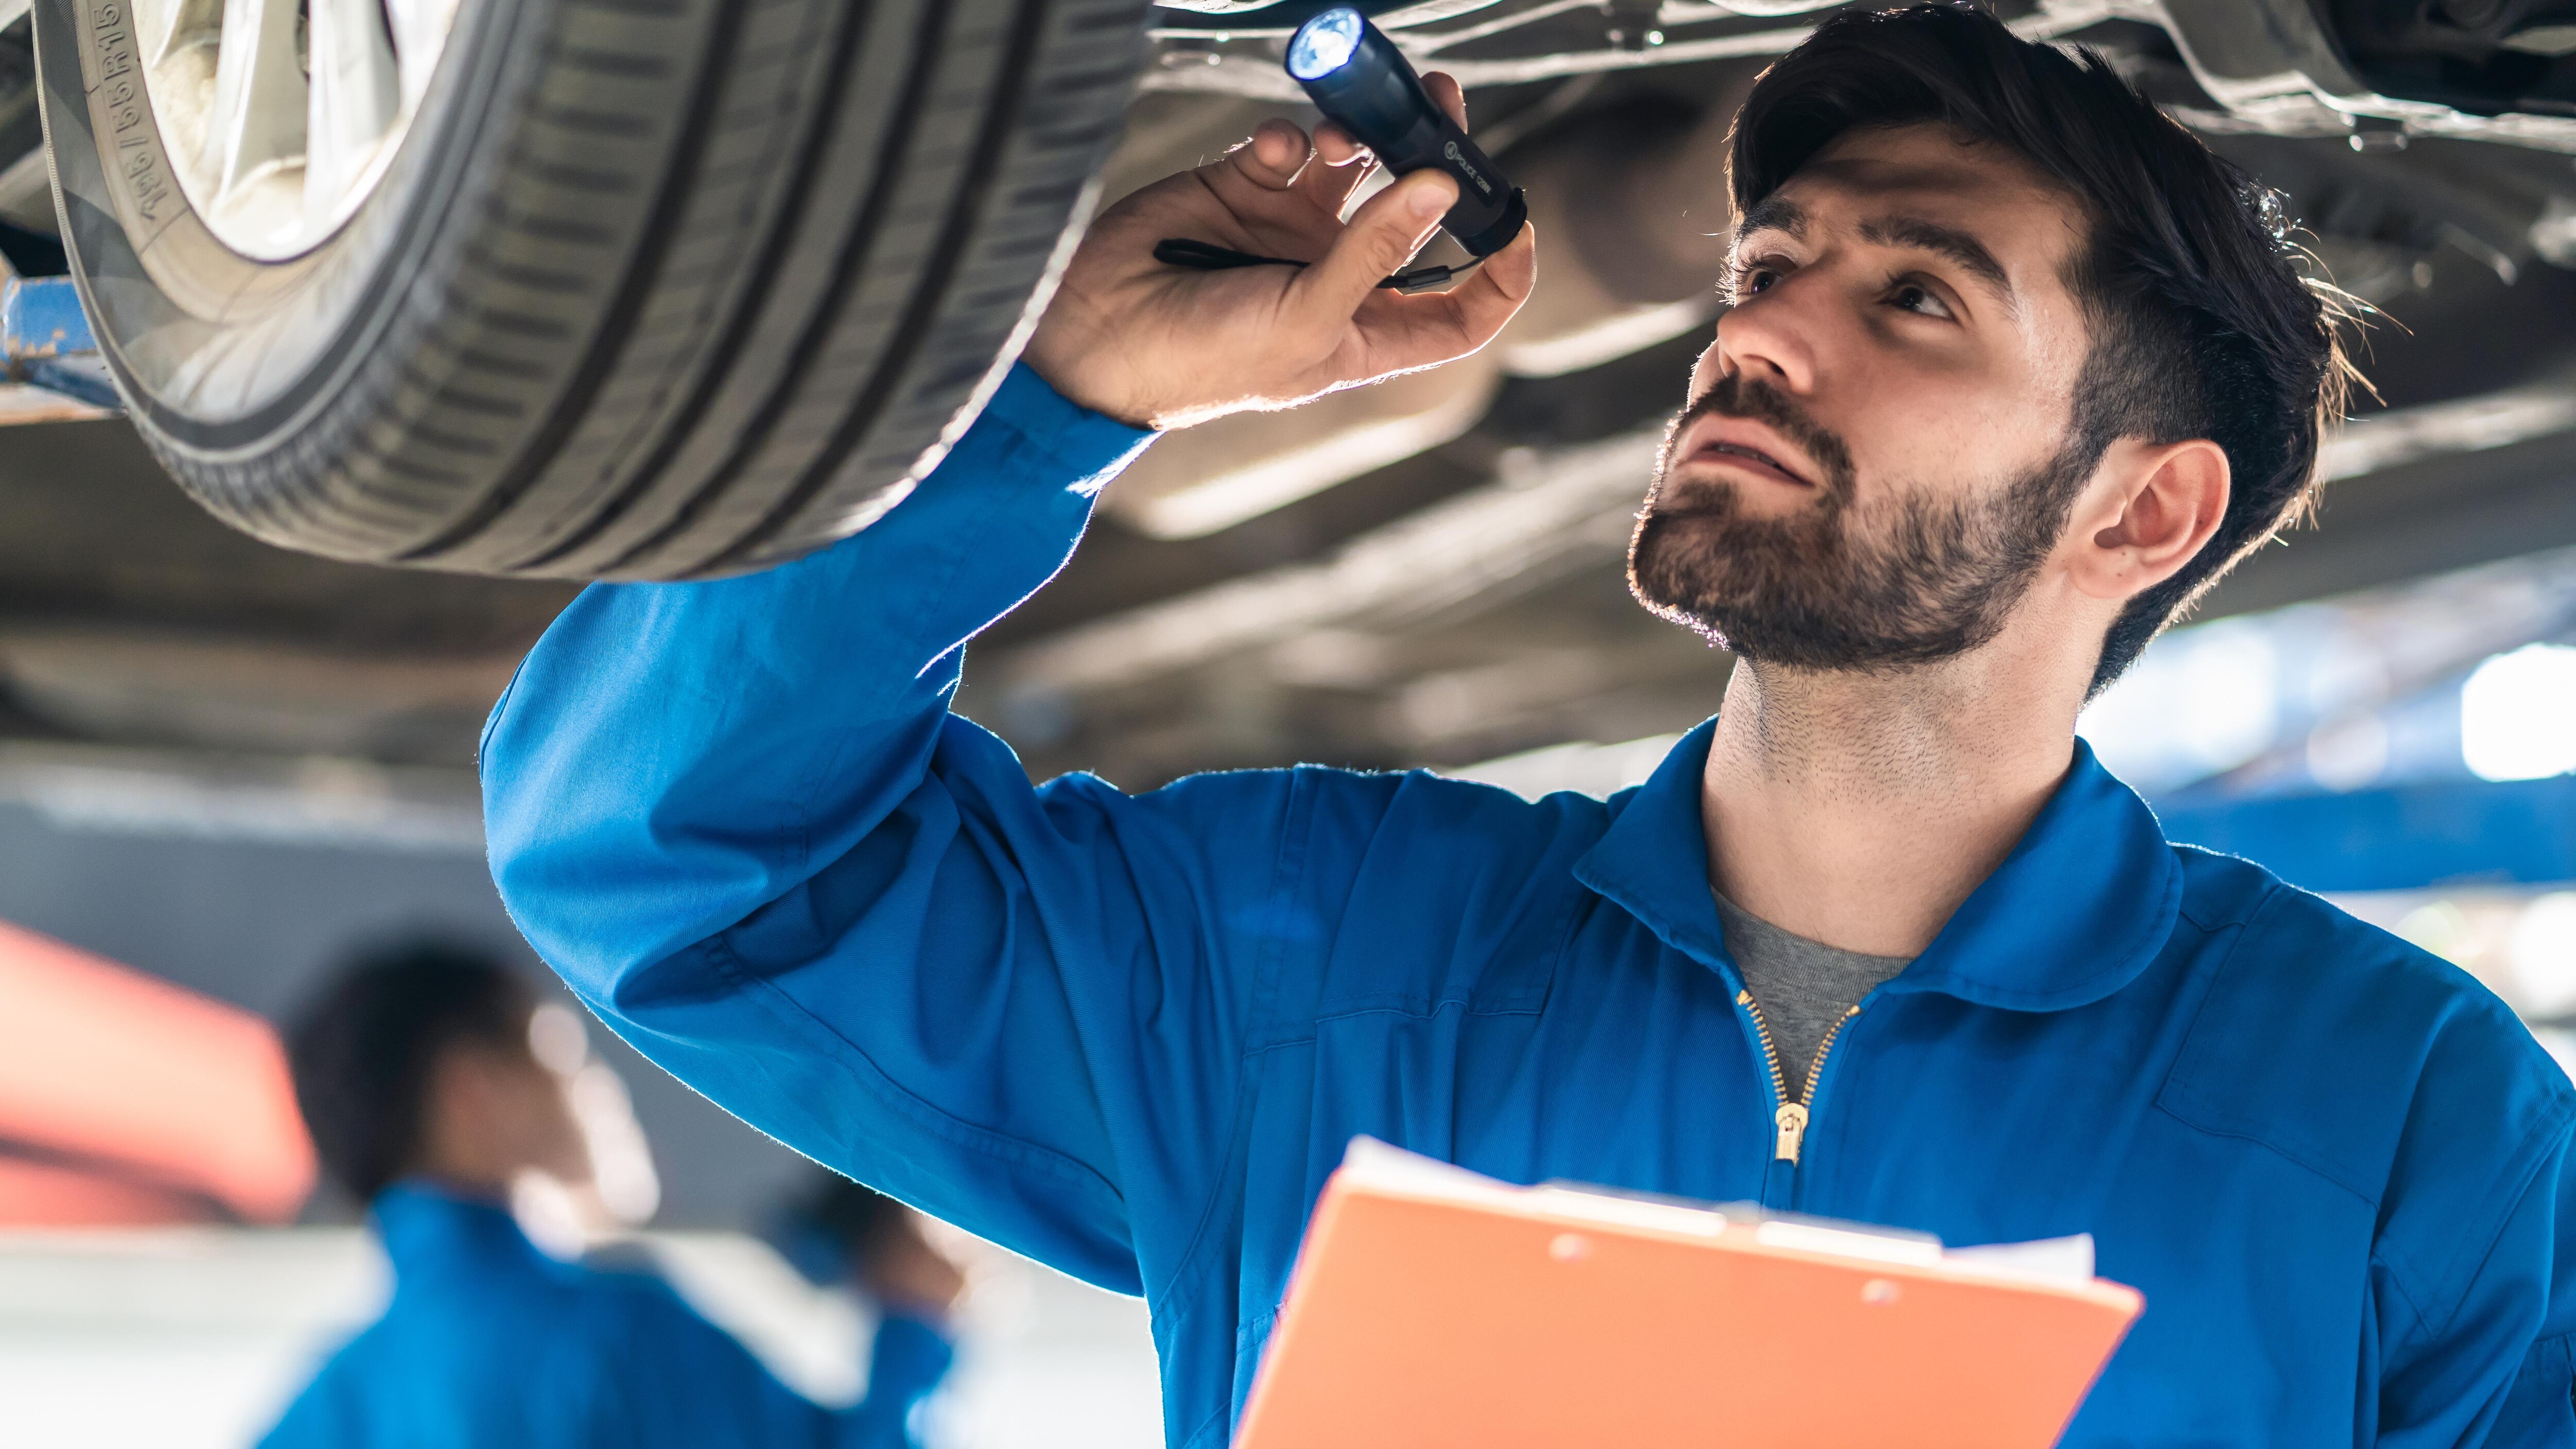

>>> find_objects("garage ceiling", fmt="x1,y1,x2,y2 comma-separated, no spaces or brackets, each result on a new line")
3,12,2574,797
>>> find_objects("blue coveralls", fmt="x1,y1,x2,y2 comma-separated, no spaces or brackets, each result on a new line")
482,363,2576,1447
259,1183,952,1448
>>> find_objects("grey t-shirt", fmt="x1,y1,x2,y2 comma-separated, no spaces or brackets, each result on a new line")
1712,891,1914,1101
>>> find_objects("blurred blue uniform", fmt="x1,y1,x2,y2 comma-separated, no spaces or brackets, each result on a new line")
259,1183,953,1449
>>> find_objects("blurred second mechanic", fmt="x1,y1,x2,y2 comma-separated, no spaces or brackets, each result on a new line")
261,941,965,1449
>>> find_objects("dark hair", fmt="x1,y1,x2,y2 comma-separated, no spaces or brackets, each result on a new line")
1730,4,2356,690
801,1174,911,1252
286,941,534,1203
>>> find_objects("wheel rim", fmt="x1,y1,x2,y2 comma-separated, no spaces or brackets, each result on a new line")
132,0,463,260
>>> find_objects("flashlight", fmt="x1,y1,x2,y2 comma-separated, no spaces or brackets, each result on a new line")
1149,5,1528,292
1286,7,1527,259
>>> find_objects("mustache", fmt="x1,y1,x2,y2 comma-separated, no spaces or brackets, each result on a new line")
1658,375,1857,499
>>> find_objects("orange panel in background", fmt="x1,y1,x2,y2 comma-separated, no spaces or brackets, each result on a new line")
0,1152,212,1228
0,920,315,1225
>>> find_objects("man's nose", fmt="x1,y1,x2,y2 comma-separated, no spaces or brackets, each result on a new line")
1707,278,1821,396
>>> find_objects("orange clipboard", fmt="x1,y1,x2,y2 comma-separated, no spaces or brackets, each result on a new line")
1235,1138,2142,1449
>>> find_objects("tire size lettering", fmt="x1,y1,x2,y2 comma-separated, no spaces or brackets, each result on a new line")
86,2,166,220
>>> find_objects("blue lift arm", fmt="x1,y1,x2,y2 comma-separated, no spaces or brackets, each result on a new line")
0,270,117,420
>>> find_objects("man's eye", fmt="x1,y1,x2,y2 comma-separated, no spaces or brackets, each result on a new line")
1731,259,1787,299
1890,281,1953,319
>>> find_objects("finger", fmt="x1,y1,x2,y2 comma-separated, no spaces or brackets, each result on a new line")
1497,220,1538,291
1351,223,1538,374
1218,117,1312,195
1289,169,1458,324
1314,121,1367,168
1451,221,1539,338
1423,71,1468,132
1291,121,1378,217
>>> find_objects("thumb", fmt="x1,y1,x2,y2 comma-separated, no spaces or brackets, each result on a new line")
1290,171,1456,325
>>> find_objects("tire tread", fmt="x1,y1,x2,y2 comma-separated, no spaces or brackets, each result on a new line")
58,0,1150,580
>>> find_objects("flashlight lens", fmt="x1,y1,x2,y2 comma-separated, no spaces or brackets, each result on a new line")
1286,8,1366,81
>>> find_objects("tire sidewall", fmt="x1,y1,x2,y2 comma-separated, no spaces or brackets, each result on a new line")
35,0,526,450
33,0,1151,577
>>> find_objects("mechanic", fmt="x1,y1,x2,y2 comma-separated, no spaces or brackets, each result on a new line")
482,6,2576,1443
260,942,963,1449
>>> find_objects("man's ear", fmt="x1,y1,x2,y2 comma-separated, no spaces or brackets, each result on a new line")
2067,436,2230,604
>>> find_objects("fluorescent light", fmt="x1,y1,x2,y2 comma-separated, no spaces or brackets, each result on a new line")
2461,643,2576,781
1127,381,1493,540
2081,619,2278,785
1500,297,1717,379
2510,892,2576,1018
2318,380,2576,481
1445,734,1684,801
998,430,1658,697
2304,713,2388,792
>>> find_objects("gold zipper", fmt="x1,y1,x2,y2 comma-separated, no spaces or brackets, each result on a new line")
1735,991,1863,1166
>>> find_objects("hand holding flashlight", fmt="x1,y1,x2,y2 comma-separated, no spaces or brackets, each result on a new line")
1155,10,1528,294
1285,8,1527,260
1023,69,1535,430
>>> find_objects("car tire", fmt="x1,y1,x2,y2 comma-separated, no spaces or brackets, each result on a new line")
32,0,1149,579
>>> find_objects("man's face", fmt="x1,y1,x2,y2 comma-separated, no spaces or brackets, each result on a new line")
1631,124,2100,669
434,1033,595,1189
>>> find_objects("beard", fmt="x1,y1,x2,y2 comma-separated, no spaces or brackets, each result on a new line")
1627,374,2091,672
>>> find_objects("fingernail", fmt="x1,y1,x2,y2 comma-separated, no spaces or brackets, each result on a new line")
1411,182,1451,219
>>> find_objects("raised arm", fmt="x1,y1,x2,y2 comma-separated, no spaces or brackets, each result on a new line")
589,1272,954,1449
483,88,1534,1295
484,364,1189,1286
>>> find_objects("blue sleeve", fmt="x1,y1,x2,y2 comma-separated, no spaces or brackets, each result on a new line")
2455,1134,2576,1447
846,1315,956,1447
594,1281,954,1449
483,363,1286,1297
2368,1011,2576,1447
256,1359,358,1449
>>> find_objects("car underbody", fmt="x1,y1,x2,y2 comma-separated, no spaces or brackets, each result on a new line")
0,0,2571,818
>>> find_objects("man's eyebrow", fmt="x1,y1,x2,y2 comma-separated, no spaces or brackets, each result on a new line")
1858,214,2016,309
1734,195,1806,244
